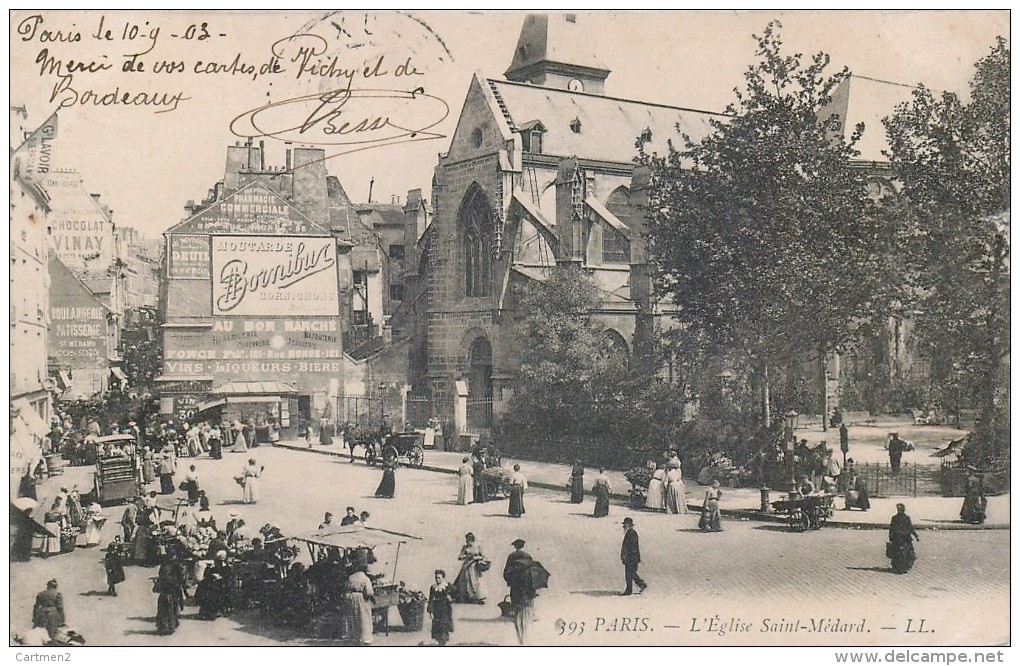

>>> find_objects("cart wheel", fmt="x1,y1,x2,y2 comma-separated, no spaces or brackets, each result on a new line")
788,509,809,532
408,446,424,468
383,446,399,463
365,448,377,467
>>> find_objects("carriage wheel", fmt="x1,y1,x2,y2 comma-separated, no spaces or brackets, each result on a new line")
365,447,377,467
383,446,399,463
788,509,809,532
408,446,424,468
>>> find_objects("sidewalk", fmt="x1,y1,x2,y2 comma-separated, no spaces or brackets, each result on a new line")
275,439,1009,531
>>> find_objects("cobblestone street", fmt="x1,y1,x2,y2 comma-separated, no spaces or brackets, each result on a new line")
11,447,1009,646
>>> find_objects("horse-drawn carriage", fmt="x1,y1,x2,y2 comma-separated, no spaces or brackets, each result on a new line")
365,432,425,468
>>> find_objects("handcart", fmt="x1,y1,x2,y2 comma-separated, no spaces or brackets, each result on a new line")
771,493,836,531
291,525,422,637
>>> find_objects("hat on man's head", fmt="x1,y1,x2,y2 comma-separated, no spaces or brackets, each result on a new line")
622,517,634,526
511,538,526,548
47,579,58,587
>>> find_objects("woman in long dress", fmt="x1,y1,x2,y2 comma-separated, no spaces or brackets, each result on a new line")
569,460,585,504
456,457,472,505
959,473,987,524
231,422,248,453
208,425,222,460
375,459,396,499
508,465,527,518
66,490,84,530
133,500,157,565
187,427,202,458
241,459,263,504
83,502,106,546
43,499,66,556
698,480,723,532
141,448,156,484
592,468,612,518
104,537,126,596
155,559,185,634
428,570,455,646
158,453,175,495
666,465,690,515
888,503,920,573
645,465,666,511
183,465,200,503
452,532,486,603
341,568,375,644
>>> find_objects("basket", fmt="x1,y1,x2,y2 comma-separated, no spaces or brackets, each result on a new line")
498,595,514,618
397,601,426,632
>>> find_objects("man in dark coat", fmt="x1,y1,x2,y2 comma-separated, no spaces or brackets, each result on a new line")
32,579,65,639
888,433,905,473
620,517,647,596
339,506,359,526
503,539,545,645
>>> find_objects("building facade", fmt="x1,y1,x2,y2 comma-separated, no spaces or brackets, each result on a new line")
10,106,55,467
415,14,723,428
160,141,353,430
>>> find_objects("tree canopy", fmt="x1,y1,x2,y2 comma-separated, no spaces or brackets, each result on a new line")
640,21,892,418
883,37,1010,464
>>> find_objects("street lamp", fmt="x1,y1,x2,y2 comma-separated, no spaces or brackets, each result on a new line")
784,409,799,492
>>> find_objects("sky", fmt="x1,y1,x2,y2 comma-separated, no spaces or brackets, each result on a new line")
9,10,1009,239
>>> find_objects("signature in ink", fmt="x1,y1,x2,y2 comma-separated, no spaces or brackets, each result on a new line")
229,87,448,151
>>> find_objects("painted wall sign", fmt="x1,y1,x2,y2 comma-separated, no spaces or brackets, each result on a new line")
48,257,109,369
169,234,211,279
45,171,115,271
211,236,339,316
174,182,325,235
162,317,342,379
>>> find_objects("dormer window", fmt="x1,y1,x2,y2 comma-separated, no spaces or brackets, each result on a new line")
518,120,547,154
570,117,582,134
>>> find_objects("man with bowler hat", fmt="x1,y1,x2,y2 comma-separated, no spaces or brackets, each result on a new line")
621,517,647,596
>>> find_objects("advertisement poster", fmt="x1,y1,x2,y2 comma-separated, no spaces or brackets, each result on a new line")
210,235,339,316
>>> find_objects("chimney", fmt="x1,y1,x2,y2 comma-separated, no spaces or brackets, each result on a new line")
368,178,375,204
285,142,293,171
259,140,266,170
246,137,253,170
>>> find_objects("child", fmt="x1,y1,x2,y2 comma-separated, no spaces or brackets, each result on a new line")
427,569,454,646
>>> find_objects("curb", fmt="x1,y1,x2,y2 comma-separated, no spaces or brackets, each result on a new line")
272,443,1008,532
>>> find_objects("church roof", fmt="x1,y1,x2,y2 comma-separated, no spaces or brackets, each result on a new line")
821,75,919,163
488,78,726,164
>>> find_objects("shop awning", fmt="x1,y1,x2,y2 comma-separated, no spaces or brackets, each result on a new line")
110,367,129,383
12,399,49,439
196,398,227,413
293,525,422,550
209,381,299,396
155,375,214,382
226,396,281,404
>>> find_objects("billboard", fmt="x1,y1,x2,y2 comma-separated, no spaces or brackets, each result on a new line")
162,317,342,381
211,236,339,316
169,234,211,279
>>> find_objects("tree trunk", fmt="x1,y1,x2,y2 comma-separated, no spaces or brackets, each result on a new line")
762,363,771,426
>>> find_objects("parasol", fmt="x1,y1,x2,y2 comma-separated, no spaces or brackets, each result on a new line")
12,497,38,512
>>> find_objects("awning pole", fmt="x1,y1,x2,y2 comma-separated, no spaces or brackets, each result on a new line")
392,541,402,581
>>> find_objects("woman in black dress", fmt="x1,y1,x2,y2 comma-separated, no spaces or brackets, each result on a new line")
427,569,455,646
887,503,920,574
375,459,396,498
569,460,585,504
154,559,185,634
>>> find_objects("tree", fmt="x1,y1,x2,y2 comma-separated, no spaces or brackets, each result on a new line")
883,38,1010,465
640,22,891,426
494,266,684,466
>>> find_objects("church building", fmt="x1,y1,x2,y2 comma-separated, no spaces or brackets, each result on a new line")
414,14,726,428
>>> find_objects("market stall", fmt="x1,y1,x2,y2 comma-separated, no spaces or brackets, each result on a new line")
291,525,423,637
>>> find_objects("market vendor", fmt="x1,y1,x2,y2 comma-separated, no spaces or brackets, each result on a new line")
197,551,235,620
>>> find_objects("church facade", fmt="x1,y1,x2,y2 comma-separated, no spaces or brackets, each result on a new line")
414,15,725,427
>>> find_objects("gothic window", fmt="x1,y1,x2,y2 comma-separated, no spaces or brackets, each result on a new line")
460,187,493,297
604,187,632,264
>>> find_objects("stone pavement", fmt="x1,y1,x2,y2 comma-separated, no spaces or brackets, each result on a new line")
274,438,1009,531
